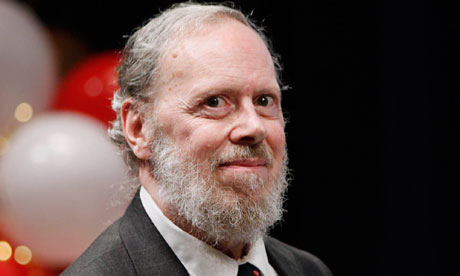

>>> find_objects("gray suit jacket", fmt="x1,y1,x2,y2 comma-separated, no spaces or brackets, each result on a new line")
61,192,332,276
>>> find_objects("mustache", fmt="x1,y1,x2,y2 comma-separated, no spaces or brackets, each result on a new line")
210,144,273,170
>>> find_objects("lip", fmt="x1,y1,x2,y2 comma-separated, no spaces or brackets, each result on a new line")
219,158,267,168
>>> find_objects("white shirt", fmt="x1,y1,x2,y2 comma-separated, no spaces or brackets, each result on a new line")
140,186,278,276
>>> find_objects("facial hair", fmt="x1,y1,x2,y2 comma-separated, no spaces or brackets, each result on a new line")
148,130,290,246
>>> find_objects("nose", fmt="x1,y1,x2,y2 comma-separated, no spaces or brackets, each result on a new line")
229,102,267,145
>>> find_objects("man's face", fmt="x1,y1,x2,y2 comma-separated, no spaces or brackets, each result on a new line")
152,20,286,202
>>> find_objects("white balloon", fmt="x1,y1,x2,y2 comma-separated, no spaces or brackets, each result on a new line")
0,112,130,267
0,1,57,131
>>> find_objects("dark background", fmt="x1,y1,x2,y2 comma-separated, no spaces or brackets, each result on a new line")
18,0,460,275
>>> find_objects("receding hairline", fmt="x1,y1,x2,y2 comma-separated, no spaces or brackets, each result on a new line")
144,15,270,99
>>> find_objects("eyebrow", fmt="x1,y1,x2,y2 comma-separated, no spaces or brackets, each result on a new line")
187,81,281,96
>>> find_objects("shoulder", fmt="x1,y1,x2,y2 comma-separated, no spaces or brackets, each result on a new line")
264,236,333,276
60,219,136,276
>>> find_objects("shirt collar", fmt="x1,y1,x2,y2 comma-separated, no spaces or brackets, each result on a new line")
140,186,277,276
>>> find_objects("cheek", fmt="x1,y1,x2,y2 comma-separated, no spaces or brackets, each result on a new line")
172,120,229,155
266,123,286,160
189,124,228,151
156,108,194,139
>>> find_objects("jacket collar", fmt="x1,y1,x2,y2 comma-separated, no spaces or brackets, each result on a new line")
265,236,301,276
118,190,189,276
118,190,303,276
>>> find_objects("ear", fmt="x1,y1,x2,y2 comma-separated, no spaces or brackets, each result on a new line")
121,98,151,160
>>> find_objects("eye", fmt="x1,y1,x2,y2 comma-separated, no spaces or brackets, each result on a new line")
205,96,226,108
255,95,275,107
199,95,232,119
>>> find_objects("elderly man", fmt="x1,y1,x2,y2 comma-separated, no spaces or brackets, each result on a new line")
62,2,331,276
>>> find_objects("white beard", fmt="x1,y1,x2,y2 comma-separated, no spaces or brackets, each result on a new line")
149,130,290,246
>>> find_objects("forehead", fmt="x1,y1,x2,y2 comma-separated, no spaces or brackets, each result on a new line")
156,20,279,93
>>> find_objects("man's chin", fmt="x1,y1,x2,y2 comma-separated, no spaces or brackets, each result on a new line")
213,178,272,201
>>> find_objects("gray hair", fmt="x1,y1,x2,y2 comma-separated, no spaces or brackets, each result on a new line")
109,2,284,177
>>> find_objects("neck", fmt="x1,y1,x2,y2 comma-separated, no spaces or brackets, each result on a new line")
171,213,251,260
217,242,251,260
139,167,250,260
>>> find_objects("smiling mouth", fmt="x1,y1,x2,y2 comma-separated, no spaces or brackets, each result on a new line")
219,159,267,168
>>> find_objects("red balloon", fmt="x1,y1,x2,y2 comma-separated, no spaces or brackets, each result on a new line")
0,259,57,276
0,259,28,276
52,51,120,126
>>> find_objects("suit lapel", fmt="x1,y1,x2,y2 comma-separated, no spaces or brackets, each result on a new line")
265,236,301,276
117,191,309,276
118,191,189,276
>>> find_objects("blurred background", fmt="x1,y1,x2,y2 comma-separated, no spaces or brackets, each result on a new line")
0,0,459,275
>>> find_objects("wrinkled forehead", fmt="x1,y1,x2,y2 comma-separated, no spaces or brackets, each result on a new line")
155,18,275,85
144,18,243,95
